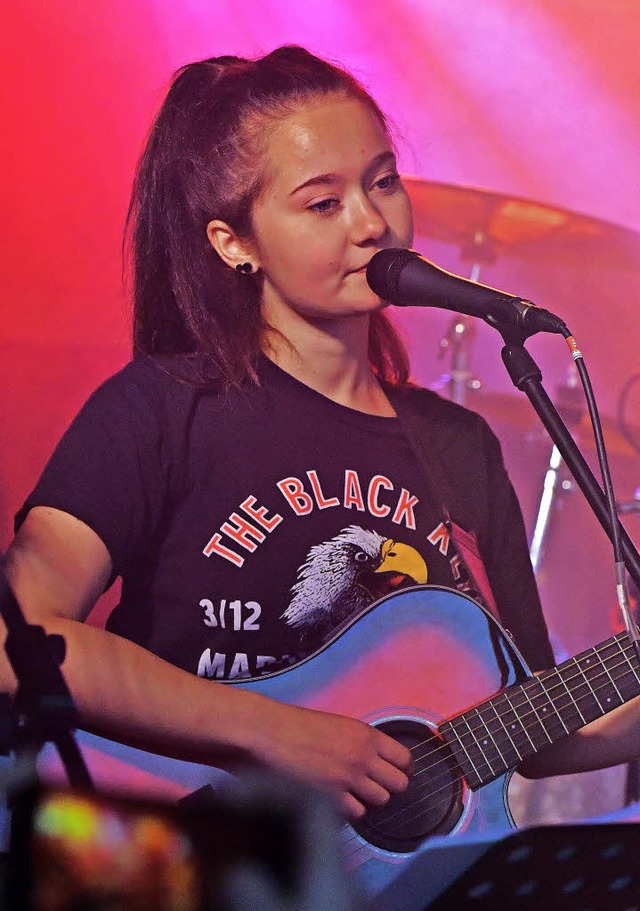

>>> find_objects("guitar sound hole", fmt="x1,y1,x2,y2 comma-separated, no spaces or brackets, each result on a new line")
352,719,464,854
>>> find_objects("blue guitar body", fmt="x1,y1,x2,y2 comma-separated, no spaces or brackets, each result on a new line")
41,586,531,901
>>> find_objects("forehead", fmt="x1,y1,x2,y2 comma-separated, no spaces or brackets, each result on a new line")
261,96,391,191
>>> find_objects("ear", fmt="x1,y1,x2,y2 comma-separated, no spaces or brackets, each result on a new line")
206,219,258,272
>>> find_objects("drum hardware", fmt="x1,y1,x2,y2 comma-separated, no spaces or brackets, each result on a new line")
402,175,640,557
617,487,640,515
403,175,640,414
427,224,501,405
403,176,640,819
529,363,584,572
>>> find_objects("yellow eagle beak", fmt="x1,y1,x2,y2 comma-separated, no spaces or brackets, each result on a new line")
374,539,428,585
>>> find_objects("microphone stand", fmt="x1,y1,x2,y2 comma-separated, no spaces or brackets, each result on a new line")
498,336,640,592
0,569,94,792
499,328,640,819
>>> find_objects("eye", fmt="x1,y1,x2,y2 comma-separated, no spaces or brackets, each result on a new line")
354,551,369,562
372,172,400,192
308,198,339,215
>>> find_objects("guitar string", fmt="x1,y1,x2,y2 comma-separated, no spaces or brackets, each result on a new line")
375,641,640,820
340,641,640,858
393,635,638,782
339,764,457,862
396,634,638,767
342,739,615,858
338,638,640,859
340,660,635,864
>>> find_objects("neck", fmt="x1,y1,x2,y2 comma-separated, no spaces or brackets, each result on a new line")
262,315,396,417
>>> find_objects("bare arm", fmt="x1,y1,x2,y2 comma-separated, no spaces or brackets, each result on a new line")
3,507,411,818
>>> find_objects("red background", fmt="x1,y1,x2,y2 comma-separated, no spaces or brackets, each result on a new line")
1,0,639,730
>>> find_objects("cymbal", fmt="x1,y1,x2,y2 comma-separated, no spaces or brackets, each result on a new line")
401,177,640,432
402,176,640,263
466,389,640,459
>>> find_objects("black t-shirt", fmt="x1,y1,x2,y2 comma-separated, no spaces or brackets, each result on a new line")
17,355,554,678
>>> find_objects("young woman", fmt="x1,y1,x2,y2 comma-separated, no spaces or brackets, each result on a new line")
3,46,640,826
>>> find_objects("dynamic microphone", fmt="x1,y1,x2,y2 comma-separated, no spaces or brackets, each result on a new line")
366,248,569,339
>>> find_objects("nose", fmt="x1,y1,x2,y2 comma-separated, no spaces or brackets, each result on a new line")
350,194,389,245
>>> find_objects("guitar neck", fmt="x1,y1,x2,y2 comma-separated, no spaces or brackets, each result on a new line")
440,631,640,789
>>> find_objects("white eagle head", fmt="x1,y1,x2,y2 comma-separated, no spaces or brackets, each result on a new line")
281,525,427,638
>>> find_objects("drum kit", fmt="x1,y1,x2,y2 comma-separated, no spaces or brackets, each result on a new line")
401,176,640,827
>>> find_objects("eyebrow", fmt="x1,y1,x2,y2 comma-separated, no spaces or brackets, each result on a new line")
289,151,397,196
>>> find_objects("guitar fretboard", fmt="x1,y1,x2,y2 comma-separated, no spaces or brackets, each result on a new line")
440,632,640,790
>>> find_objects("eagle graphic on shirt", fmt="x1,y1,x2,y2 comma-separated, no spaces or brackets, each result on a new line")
281,525,428,639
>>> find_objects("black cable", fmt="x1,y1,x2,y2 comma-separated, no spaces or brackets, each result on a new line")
564,331,639,663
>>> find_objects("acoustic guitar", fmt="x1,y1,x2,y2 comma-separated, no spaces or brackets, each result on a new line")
39,585,640,903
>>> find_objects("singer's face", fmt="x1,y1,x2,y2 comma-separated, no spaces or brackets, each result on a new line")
249,96,413,331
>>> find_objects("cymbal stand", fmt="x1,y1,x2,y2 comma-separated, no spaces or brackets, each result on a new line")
529,364,584,573
435,258,485,407
499,340,640,592
529,444,563,574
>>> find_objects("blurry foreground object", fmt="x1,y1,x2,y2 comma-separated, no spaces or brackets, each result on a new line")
7,773,357,911
218,774,357,911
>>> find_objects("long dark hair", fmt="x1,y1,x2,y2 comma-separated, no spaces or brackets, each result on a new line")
126,45,410,387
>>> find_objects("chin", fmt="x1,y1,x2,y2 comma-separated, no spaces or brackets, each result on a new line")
341,286,385,311
356,294,387,313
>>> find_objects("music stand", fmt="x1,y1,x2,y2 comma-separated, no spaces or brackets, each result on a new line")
367,818,640,911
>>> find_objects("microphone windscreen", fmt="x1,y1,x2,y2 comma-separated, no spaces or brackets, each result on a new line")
367,248,518,313
366,248,417,301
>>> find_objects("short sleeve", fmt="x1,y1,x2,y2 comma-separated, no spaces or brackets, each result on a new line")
15,360,172,577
